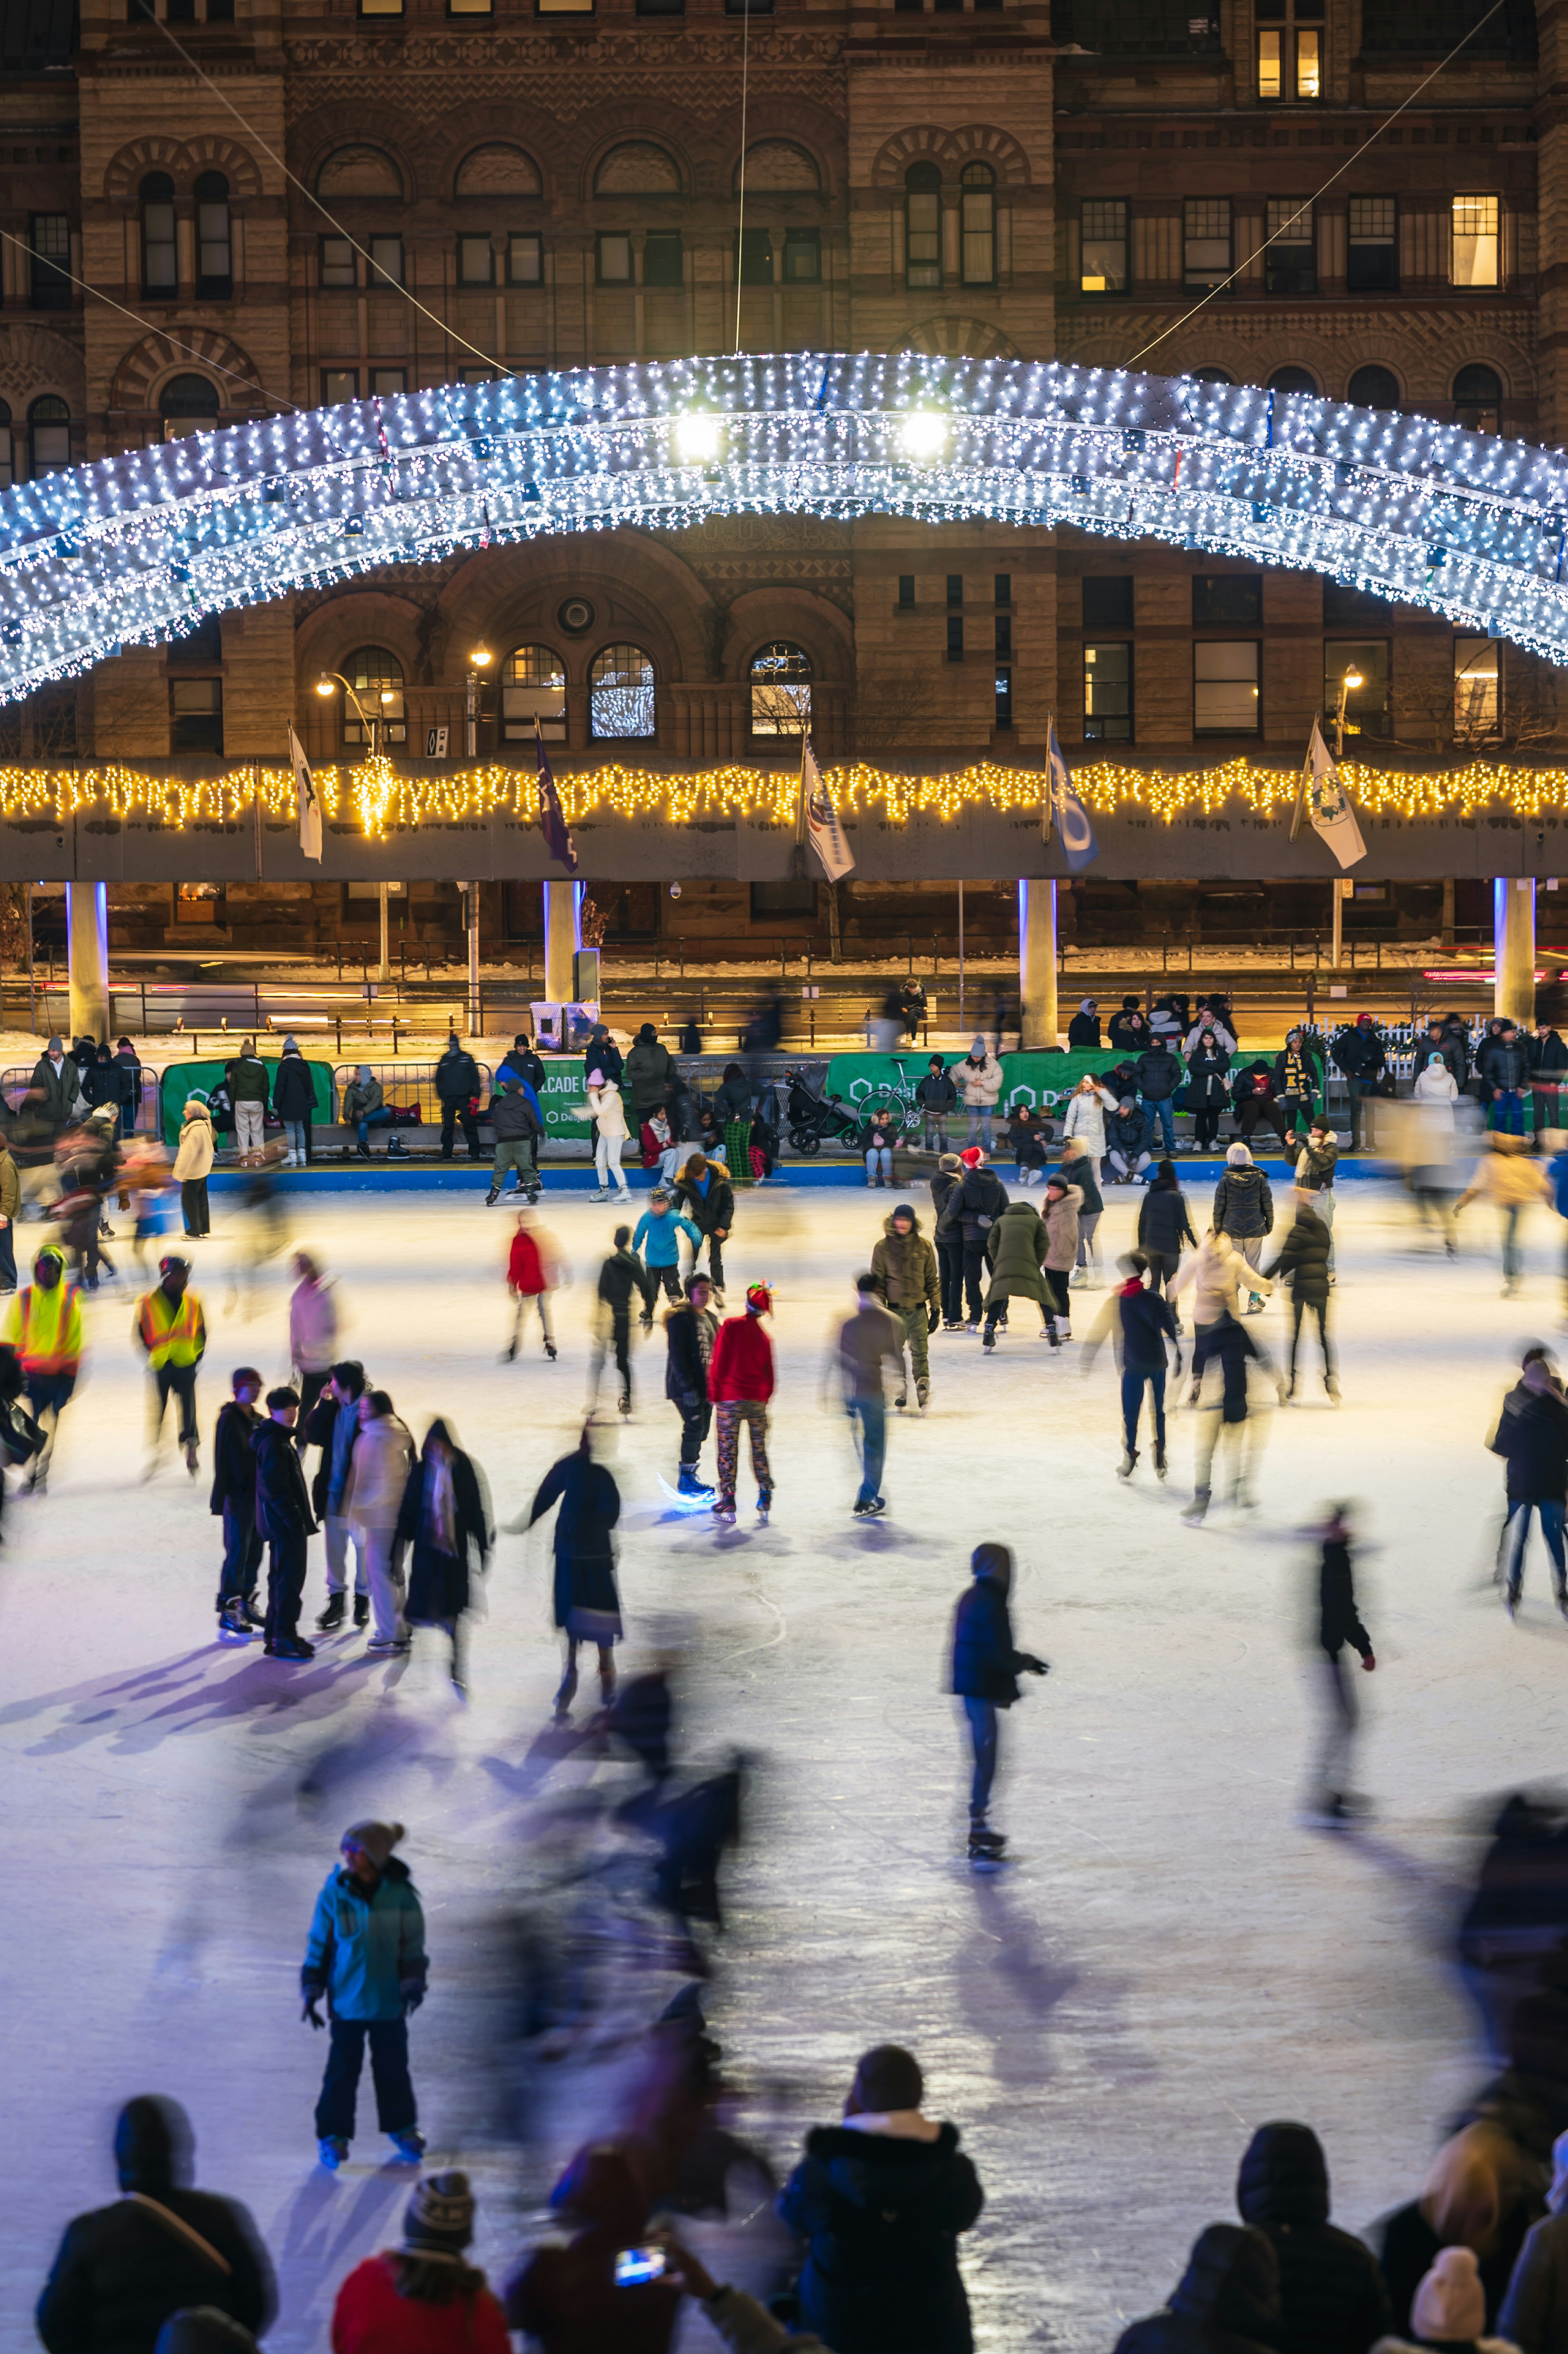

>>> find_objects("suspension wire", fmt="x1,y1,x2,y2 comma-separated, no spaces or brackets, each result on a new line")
733,0,752,354
140,9,513,380
1125,0,1508,370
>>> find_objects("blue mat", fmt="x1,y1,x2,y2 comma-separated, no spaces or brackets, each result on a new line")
208,1155,1384,1196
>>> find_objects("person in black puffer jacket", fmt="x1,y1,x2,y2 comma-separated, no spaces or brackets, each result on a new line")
948,1540,1046,1857
435,1036,482,1160
1479,1022,1534,1137
1234,2120,1392,2354
777,2042,985,2354
1213,1146,1275,1298
1115,2223,1281,2354
930,1154,966,1328
1139,1161,1199,1309
937,1151,1009,1329
1263,1203,1336,1401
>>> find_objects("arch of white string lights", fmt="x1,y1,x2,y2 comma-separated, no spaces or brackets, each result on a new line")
3,348,1567,704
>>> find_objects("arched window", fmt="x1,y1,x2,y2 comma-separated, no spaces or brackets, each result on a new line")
194,171,231,299
455,145,541,198
316,147,403,200
1348,364,1401,412
502,645,567,742
341,647,406,746
160,373,219,442
750,641,812,737
906,162,942,292
589,644,655,739
0,398,11,493
1192,366,1233,384
593,143,681,196
1267,365,1318,396
141,171,176,297
735,140,821,192
960,161,995,287
1454,363,1502,434
28,396,71,477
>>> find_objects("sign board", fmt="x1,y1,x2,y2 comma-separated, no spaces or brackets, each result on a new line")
425,726,449,759
159,1056,334,1145
822,1049,1136,1122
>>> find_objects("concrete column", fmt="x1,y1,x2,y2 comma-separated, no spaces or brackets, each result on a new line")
1018,879,1059,1049
1495,877,1538,1027
544,880,581,1003
67,881,109,1043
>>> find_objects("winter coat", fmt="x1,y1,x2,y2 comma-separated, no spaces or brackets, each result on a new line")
1414,1061,1461,1114
598,1247,653,1323
951,1574,1031,1705
938,1165,1009,1242
83,1058,120,1112
1110,1104,1152,1161
1136,1043,1184,1103
343,1414,414,1532
225,1053,269,1107
930,1167,960,1229
342,1076,384,1125
709,1313,775,1403
633,1207,700,1269
1332,1025,1388,1084
1061,1151,1104,1216
674,1163,735,1238
435,1046,480,1104
582,1034,624,1087
623,1037,674,1116
506,2229,684,2354
1379,2201,1535,2341
289,1276,337,1372
1499,2209,1568,2354
1067,1009,1102,1048
1414,1033,1466,1090
1109,1010,1149,1051
528,1448,620,1563
331,2253,512,2354
252,1418,315,1543
916,1070,960,1113
1235,2121,1390,2354
1043,1185,1082,1272
778,2121,983,2354
272,1051,316,1121
1295,1138,1339,1192
1213,1165,1274,1240
836,1302,905,1399
1084,1279,1180,1377
665,1299,719,1401
1531,1030,1568,1085
1262,1209,1331,1305
983,1200,1049,1302
111,1047,143,1115
1186,1015,1238,1058
1139,1182,1197,1257
0,1145,22,1222
956,1053,1002,1110
29,1051,82,1130
173,1110,214,1181
35,2104,275,2354
1479,1035,1533,1094
1490,1378,1568,1503
1185,1047,1234,1110
305,1392,361,1519
209,1401,259,1516
508,1229,551,1294
1170,1234,1274,1325
586,1081,628,1142
1115,2225,1281,2354
1467,1153,1553,1212
1319,1543,1373,1663
498,1044,547,1093
1063,1085,1118,1157
301,1855,427,2022
871,1217,940,1313
492,1084,542,1143
1274,1044,1325,1108
398,1442,489,1624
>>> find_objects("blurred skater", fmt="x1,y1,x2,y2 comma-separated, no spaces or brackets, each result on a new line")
505,1208,559,1363
255,1386,316,1660
301,1822,426,2170
1488,1346,1568,1619
223,1146,289,1320
869,1200,939,1412
832,1273,904,1517
949,1542,1047,1864
930,1153,965,1330
3,1243,82,1494
134,1253,206,1477
590,1225,654,1418
1181,1311,1284,1525
1294,1115,1340,1279
980,1193,1050,1350
1304,1505,1376,1828
1137,1159,1197,1321
1263,1200,1339,1403
289,1251,338,1421
396,1418,490,1695
345,1388,414,1655
1213,1143,1275,1312
211,1366,265,1640
525,1425,622,1714
1081,1251,1181,1480
665,1271,719,1498
1062,1138,1105,1287
1461,1136,1552,1297
709,1281,775,1524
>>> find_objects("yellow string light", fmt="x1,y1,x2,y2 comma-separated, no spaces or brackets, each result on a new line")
2,753,1565,831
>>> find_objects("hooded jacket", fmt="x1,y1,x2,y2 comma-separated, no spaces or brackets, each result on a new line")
1042,1184,1083,1272
674,1162,735,1239
665,1298,719,1401
173,1108,214,1183
956,1052,1002,1110
1332,1023,1388,1085
1138,1180,1198,1258
342,1074,384,1126
1067,1005,1102,1048
871,1212,940,1313
224,1053,269,1107
1295,1138,1339,1193
1185,1043,1233,1110
35,2098,276,2354
1115,2224,1282,2354
982,1199,1049,1301
30,1049,82,1130
1479,1034,1533,1094
1110,1103,1152,1160
301,1854,428,2022
950,1571,1032,1705
938,1165,1009,1242
492,1083,543,1144
777,2120,983,2354
271,1049,316,1122
1063,1084,1118,1157
709,1312,775,1402
209,1399,259,1516
342,1413,414,1532
1490,1370,1568,1503
1061,1149,1104,1217
1213,1165,1274,1240
1235,2122,1392,2354
1262,1209,1332,1306
1135,1042,1184,1103
435,1044,481,1104
586,1080,628,1142
623,1031,674,1116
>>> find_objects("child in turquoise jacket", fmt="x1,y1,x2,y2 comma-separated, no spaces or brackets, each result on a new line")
301,1820,428,2171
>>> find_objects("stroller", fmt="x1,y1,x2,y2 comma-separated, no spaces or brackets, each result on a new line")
785,1069,860,1157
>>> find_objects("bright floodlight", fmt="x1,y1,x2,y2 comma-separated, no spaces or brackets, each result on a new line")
673,412,723,463
901,411,949,463
315,676,336,697
470,646,493,668
1344,669,1364,689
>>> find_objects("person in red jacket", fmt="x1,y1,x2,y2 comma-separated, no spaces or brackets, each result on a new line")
504,1209,559,1363
332,2170,510,2354
708,1281,775,1525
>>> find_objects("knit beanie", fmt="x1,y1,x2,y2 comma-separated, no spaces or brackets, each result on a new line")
342,1820,404,1870
1226,1142,1252,1166
891,1202,916,1224
402,2170,476,2256
283,1034,299,1052
1411,2247,1486,2343
971,1036,987,1055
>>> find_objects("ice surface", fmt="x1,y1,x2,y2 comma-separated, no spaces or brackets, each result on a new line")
0,1172,1558,2351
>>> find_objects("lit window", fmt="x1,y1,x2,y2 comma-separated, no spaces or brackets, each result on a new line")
1194,640,1260,733
1257,26,1283,95
590,644,655,737
503,645,567,740
1080,200,1127,294
342,647,406,744
320,237,356,290
1454,363,1502,433
1324,641,1391,739
141,172,176,296
906,162,942,291
1184,198,1231,291
458,236,494,285
508,234,543,284
1265,199,1314,296
1454,637,1499,737
750,641,812,736
1295,26,1320,94
194,172,230,298
1084,644,1133,742
960,162,995,287
1452,194,1500,288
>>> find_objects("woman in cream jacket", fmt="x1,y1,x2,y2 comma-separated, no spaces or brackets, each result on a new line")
1062,1073,1118,1164
586,1071,632,1203
173,1098,214,1237
343,1390,415,1650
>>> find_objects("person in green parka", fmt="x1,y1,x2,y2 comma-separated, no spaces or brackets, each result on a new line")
981,1194,1051,1350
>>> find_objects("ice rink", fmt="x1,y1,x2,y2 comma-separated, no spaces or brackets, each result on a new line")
1,1169,1563,2353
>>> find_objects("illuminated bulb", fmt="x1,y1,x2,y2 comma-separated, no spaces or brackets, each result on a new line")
315,676,336,697
470,647,492,668
900,412,949,464
673,413,724,464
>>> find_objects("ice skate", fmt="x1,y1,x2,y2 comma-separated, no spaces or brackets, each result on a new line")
968,1826,1008,1869
1117,1447,1136,1479
217,1603,252,1641
552,1666,578,1717
1153,1441,1168,1480
677,1464,714,1500
982,1327,996,1352
712,1501,737,1525
316,1593,345,1632
388,2129,426,2162
269,1634,315,1660
183,1441,199,1477
503,1338,518,1361
485,1186,501,1206
894,1386,907,1409
618,1391,632,1418
544,1339,558,1360
353,1594,370,1629
318,2137,348,2170
915,1377,930,1412
1181,1493,1209,1526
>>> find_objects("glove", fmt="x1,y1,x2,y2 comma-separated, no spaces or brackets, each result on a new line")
1362,1651,1377,1672
1020,1654,1049,1676
302,1995,325,2029
401,1981,425,2015
928,1307,940,1334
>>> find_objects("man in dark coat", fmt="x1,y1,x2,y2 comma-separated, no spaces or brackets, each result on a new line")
497,1031,547,1095
929,1154,965,1327
936,1148,1009,1330
777,2043,984,2354
1479,1020,1533,1136
624,1022,674,1125
1262,1203,1336,1400
1489,1347,1568,1614
1067,998,1101,1049
254,1387,317,1660
665,1270,719,1497
526,1426,624,1713
1330,1016,1388,1151
948,1540,1046,1860
1235,2122,1390,2354
672,1153,735,1295
210,1365,265,1640
1114,2223,1280,2354
1135,1036,1183,1158
1530,1018,1568,1141
36,2095,275,2354
435,1035,482,1160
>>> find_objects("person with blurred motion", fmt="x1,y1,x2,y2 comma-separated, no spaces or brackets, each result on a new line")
1112,2223,1281,2354
1138,1160,1198,1318
331,2171,510,2354
289,1251,339,1420
485,1076,543,1205
833,1273,905,1517
272,1035,315,1166
525,1424,623,1712
1082,1252,1182,1481
929,1153,965,1330
1234,2120,1391,2354
916,1055,959,1152
1499,2129,1568,2354
1181,1310,1283,1527
174,1098,214,1239
979,1192,1051,1352
506,2142,685,2354
1332,1013,1389,1152
1303,1508,1377,1826
1038,1171,1081,1346
672,1152,734,1298
1263,1200,1339,1403
435,1035,482,1161
254,1385,316,1661
937,1147,1009,1333
777,2042,985,2354
1380,2123,1541,2344
1063,1070,1118,1174
1062,1138,1105,1287
134,1252,206,1478
949,1541,1047,1864
211,1367,265,1641
1294,1116,1341,1279
1169,1230,1275,1370
956,1038,1003,1152
709,1282,775,1524
397,1419,490,1694
1067,998,1102,1049
504,1208,559,1363
345,1389,415,1655
1212,1143,1275,1311
589,1225,653,1418
635,1188,702,1306
0,1125,20,1294
870,1200,940,1412
1488,1346,1568,1619
308,1361,369,1633
666,1271,719,1499
4,1242,82,1493
301,1821,428,2172
35,2096,275,2354
1460,1137,1553,1296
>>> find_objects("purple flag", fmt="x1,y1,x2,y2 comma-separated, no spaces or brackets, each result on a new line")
535,720,577,872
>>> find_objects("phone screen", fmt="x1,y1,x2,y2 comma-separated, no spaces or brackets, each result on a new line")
615,2247,667,2287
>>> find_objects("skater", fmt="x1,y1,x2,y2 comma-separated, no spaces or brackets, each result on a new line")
672,1151,735,1297
134,1252,207,1476
586,1069,632,1202
345,1388,415,1655
936,1145,1009,1330
1305,1506,1376,1826
915,1054,958,1152
1081,1251,1181,1479
225,1038,270,1163
1062,1138,1104,1285
3,1242,82,1492
634,1187,702,1305
1234,2120,1392,2354
396,1417,490,1694
254,1385,317,1659
1170,1227,1275,1361
666,1270,719,1498
1459,1137,1552,1296
288,1250,339,1419
1107,1096,1154,1185
709,1281,775,1523
174,1098,214,1238
331,2171,511,2354
307,1361,370,1632
1138,1160,1198,1314
776,2043,985,2354
1263,1200,1338,1401
1213,1142,1275,1308
1411,1055,1464,1255
224,1150,289,1322
1067,998,1101,1049
525,1424,623,1712
949,1541,1047,1862
1039,1170,1081,1344
833,1272,905,1517
272,1034,316,1165
930,1152,966,1328
869,1200,940,1410
1294,1115,1340,1278
505,1208,559,1361
0,1127,19,1294
957,1038,1003,1151
436,1034,482,1160
590,1225,654,1416
485,1075,543,1203
301,1821,427,2171
1185,1023,1233,1154
1488,1347,1568,1617
211,1366,265,1639
1181,1310,1283,1524
1062,1070,1118,1171
980,1193,1050,1350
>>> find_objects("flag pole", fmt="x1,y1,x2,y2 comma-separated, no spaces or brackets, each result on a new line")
1040,711,1054,846
1289,715,1321,845
792,732,808,880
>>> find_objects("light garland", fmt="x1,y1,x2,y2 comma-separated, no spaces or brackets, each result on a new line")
5,353,1568,708
6,751,1568,831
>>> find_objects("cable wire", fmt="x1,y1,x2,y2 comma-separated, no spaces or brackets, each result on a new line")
734,0,752,354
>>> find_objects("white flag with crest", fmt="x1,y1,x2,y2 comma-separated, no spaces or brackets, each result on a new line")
1292,717,1366,869
290,724,322,863
802,739,855,883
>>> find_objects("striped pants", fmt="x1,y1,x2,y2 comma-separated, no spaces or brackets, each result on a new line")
715,1399,771,1509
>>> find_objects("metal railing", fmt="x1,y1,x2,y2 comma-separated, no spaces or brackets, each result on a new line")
330,1062,494,1126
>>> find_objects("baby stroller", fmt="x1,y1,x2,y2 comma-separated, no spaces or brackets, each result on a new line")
785,1070,859,1157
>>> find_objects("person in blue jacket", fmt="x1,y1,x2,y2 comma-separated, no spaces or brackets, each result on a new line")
301,1819,428,2172
633,1188,703,1307
948,1543,1047,1866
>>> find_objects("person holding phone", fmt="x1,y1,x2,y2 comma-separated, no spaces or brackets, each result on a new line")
505,2143,685,2354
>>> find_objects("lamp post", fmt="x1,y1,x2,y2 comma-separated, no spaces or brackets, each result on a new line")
316,671,398,980
465,645,492,760
1330,665,1363,968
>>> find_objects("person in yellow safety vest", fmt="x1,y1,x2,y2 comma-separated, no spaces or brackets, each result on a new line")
134,1253,207,1477
2,1244,83,1493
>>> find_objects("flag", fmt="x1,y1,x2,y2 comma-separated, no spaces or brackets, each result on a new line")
802,739,855,882
1047,720,1099,874
1291,717,1366,869
535,719,577,871
290,724,321,862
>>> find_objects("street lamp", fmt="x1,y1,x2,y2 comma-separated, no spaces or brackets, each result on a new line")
466,645,492,760
317,673,396,980
1330,666,1363,971
1333,665,1364,761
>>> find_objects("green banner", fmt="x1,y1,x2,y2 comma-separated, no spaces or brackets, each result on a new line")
823,1049,1136,1121
160,1057,335,1144
536,1057,593,1142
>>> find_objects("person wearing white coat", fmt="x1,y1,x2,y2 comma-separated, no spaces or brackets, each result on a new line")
956,1040,1003,1150
343,1391,415,1651
586,1073,632,1202
1062,1075,1118,1166
1414,1051,1461,1120
1410,1052,1464,1253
